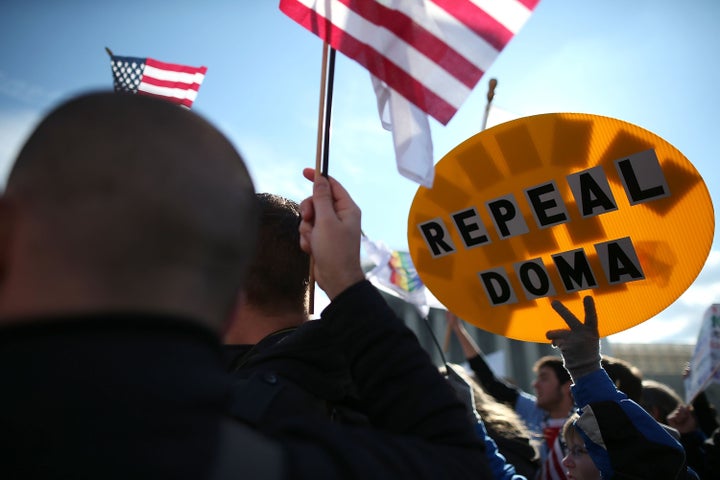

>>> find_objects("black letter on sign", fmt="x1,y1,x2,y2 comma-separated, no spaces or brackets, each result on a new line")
615,150,670,205
479,268,518,306
552,249,598,292
525,181,568,228
514,258,555,300
418,219,456,258
595,237,645,285
486,194,529,239
568,166,618,218
452,207,491,248
580,173,616,216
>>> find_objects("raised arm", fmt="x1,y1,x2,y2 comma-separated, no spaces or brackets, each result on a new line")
252,169,494,478
298,168,365,300
547,297,689,479
447,311,483,360
448,311,521,407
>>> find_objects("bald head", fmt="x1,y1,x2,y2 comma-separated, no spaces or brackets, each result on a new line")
0,92,258,330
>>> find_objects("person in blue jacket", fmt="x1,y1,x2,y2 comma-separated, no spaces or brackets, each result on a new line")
547,296,697,480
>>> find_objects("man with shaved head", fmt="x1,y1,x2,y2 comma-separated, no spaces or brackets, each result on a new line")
0,92,261,478
0,92,492,479
0,92,258,326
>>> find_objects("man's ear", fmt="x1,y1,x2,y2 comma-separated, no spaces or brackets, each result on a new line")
0,196,16,281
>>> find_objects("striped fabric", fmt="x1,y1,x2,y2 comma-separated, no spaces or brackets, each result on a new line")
110,55,207,109
541,422,569,480
279,0,540,125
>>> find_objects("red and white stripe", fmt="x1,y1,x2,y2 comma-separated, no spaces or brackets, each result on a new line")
138,58,207,109
280,0,540,125
541,434,569,480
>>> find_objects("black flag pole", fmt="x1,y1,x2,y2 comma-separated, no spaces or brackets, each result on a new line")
321,47,336,176
313,43,337,178
313,43,330,177
309,42,337,314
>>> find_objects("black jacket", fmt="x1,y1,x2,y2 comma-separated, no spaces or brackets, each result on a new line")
225,319,364,427
0,281,493,479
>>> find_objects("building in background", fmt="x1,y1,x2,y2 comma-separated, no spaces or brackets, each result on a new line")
608,343,692,398
379,294,697,401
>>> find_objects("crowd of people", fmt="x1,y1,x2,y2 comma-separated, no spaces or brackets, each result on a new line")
1,91,718,479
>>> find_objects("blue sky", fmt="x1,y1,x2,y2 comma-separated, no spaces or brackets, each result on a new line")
1,0,718,344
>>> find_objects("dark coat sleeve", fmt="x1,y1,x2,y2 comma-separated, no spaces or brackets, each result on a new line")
468,354,521,407
258,280,494,479
572,369,689,480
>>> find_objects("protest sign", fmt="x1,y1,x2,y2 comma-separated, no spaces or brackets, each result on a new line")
408,113,714,341
685,304,720,403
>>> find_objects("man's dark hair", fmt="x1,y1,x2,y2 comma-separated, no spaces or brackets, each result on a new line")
533,355,571,386
602,355,643,403
640,379,683,424
243,193,310,315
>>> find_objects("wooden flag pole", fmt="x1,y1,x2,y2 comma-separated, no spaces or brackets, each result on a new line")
308,42,337,314
480,78,497,132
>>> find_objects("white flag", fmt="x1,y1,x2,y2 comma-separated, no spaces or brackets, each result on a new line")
372,77,434,187
280,0,541,187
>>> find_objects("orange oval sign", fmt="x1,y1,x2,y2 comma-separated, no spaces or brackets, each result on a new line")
408,113,714,342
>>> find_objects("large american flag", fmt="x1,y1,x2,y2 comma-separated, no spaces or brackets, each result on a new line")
279,0,540,126
110,55,207,109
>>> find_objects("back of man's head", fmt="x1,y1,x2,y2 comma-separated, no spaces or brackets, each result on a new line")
640,379,683,424
244,193,309,316
601,355,643,403
0,92,258,331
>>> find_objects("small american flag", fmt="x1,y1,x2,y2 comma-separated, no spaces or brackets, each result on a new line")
110,55,207,109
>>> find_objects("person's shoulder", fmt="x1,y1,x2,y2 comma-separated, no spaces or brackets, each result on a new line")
513,393,544,430
515,391,539,413
228,328,299,372
224,344,252,371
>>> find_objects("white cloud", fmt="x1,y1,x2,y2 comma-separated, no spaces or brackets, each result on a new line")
0,70,60,107
0,109,41,188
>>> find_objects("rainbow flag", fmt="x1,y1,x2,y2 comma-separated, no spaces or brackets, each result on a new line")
388,250,424,294
362,236,430,317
